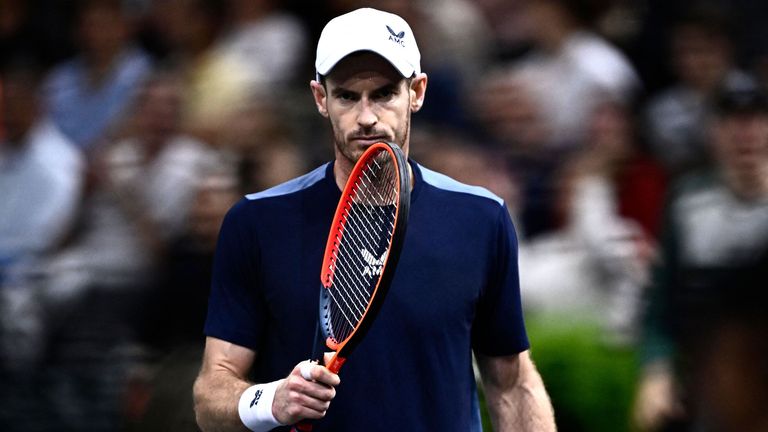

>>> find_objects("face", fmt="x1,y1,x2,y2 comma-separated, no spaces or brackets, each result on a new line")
135,78,182,146
310,52,427,174
673,27,730,91
712,112,768,184
78,4,128,62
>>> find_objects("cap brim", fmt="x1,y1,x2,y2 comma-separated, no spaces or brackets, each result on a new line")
316,46,417,79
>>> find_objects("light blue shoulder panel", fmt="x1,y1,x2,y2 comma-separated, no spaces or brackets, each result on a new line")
418,164,504,206
246,163,329,201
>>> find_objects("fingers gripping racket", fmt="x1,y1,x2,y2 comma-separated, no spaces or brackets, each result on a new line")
293,141,410,431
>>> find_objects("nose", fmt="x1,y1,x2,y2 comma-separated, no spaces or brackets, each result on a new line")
356,99,378,129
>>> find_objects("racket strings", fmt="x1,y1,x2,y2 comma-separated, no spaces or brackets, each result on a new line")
325,208,389,331
325,155,399,344
327,207,395,339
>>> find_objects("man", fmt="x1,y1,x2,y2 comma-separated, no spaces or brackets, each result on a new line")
43,0,151,150
194,8,555,431
0,61,84,430
644,5,750,176
0,62,84,283
515,0,639,149
634,79,768,431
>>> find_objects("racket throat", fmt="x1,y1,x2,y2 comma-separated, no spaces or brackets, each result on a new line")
326,353,346,374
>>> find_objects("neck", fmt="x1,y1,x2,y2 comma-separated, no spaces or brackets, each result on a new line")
333,158,353,191
724,165,768,201
85,52,119,85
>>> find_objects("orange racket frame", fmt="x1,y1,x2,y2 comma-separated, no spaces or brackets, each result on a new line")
319,141,411,374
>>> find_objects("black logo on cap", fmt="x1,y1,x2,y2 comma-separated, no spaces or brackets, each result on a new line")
386,25,406,46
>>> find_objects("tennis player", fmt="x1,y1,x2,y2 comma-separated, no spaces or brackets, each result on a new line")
193,8,555,431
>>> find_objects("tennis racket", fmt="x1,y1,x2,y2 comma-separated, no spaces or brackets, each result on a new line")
293,141,411,431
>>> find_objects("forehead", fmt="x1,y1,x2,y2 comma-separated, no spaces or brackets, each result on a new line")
325,52,405,88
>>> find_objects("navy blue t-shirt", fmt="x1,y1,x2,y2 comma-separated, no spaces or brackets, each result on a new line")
205,161,529,431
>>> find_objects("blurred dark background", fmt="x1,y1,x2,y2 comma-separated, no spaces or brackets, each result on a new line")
2,0,768,431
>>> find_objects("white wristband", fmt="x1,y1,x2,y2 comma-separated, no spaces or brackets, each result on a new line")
238,380,284,432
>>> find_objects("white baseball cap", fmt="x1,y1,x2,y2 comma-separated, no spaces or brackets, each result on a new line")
315,8,421,80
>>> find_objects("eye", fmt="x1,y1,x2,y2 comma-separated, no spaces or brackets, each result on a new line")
337,91,358,102
373,87,396,101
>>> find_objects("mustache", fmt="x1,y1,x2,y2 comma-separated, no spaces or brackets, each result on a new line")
347,129,391,141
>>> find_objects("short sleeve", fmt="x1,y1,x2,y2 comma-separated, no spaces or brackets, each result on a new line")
204,199,266,350
472,204,530,356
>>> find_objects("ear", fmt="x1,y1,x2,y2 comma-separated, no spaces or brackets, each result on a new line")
409,73,428,113
310,80,329,117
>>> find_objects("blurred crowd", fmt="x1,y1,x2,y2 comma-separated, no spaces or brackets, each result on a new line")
1,0,768,431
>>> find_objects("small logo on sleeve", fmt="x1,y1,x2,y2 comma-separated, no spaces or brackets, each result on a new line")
386,25,406,46
249,389,263,408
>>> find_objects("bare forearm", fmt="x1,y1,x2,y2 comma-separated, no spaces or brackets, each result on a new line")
485,372,555,431
193,369,252,432
194,338,257,432
479,351,556,432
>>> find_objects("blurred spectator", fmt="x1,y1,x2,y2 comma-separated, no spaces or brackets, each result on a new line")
475,0,641,239
127,170,240,432
42,0,152,151
472,68,559,238
634,79,768,432
513,0,640,149
632,0,768,94
150,0,256,142
219,96,308,193
44,69,219,298
0,60,84,432
644,4,752,177
411,0,495,130
413,0,493,79
523,97,664,340
0,62,84,283
567,98,667,240
519,97,664,431
101,70,220,244
473,0,533,61
217,0,308,89
27,70,217,432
